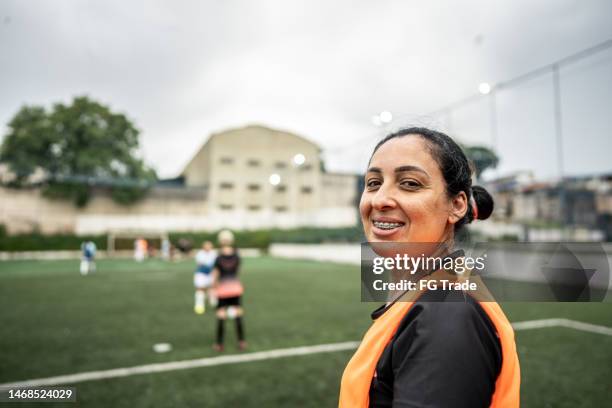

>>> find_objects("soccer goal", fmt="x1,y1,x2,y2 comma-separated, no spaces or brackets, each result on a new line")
106,230,169,255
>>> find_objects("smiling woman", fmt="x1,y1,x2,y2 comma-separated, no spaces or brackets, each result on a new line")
338,127,520,408
361,128,493,244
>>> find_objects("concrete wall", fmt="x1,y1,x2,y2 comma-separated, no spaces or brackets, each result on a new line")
269,243,361,265
75,207,357,234
0,187,78,234
268,243,612,292
0,186,207,234
0,185,357,234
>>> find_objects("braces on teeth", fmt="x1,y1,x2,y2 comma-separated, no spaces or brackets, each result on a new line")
373,222,403,229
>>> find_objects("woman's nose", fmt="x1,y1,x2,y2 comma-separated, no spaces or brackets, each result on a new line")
371,184,397,211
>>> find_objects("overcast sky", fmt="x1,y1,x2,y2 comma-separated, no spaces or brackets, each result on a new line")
1,0,611,180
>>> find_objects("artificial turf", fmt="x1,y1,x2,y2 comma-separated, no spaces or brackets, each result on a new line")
0,257,610,407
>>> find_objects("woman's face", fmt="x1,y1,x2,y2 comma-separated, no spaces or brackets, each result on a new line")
360,136,463,243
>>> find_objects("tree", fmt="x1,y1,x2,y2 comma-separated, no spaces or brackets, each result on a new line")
463,145,499,180
0,96,156,207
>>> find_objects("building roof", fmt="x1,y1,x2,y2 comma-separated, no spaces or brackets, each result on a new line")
181,124,321,176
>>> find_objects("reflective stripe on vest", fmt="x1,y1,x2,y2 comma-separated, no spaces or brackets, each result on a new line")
338,300,520,407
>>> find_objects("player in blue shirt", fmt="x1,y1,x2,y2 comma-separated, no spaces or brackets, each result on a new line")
80,241,97,275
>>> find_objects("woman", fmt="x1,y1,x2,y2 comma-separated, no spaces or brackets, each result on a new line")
339,127,520,407
212,230,246,352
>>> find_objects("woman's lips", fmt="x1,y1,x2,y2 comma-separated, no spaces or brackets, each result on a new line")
370,220,405,237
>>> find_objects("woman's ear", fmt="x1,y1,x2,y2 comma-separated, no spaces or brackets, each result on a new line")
448,191,468,225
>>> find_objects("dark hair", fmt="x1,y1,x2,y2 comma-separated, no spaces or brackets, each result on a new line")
371,127,493,231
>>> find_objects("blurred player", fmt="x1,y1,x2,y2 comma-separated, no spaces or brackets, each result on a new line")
212,230,246,352
134,237,148,262
80,240,97,275
161,238,171,261
193,240,217,314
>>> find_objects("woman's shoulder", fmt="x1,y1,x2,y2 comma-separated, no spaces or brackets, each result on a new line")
376,291,503,408
390,289,502,363
398,290,496,334
390,290,502,374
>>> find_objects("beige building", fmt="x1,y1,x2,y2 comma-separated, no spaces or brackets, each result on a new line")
181,125,358,230
0,125,359,234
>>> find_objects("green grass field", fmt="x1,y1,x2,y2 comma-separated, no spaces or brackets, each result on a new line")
0,257,610,407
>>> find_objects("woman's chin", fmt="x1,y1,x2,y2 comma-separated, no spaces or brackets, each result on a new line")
365,228,404,257
365,229,449,258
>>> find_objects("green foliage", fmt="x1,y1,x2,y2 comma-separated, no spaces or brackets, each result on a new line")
0,96,156,207
0,106,51,185
170,226,365,250
463,145,499,180
0,226,364,252
43,181,91,207
0,229,106,251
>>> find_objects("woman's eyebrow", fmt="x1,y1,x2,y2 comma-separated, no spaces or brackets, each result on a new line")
395,165,428,175
366,166,428,176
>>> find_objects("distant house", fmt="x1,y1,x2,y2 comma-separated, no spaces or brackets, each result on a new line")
487,171,611,239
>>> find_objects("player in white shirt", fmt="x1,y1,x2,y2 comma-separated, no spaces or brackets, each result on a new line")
134,238,148,262
193,241,217,314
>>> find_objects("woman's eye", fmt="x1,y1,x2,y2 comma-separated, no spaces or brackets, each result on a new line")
366,179,381,189
400,179,421,189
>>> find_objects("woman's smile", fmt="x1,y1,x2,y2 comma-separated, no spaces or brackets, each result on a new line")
370,216,406,238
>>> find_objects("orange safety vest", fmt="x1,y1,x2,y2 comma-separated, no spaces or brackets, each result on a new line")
338,298,520,407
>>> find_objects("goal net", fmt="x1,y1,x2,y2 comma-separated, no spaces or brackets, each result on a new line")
107,230,169,255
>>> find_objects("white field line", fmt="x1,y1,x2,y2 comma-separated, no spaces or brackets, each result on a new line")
1,318,611,388
511,318,612,336
556,318,612,336
0,341,360,389
511,318,566,330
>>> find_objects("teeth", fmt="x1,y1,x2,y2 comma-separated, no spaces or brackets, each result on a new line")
373,221,403,230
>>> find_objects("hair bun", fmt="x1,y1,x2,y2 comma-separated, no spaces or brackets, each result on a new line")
472,185,494,220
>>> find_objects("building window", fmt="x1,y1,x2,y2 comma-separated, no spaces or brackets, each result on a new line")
275,206,288,212
247,184,261,191
219,204,234,210
301,186,313,194
299,164,313,171
219,182,234,190
247,159,261,167
275,185,287,193
247,205,261,211
220,157,234,165
275,161,287,169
